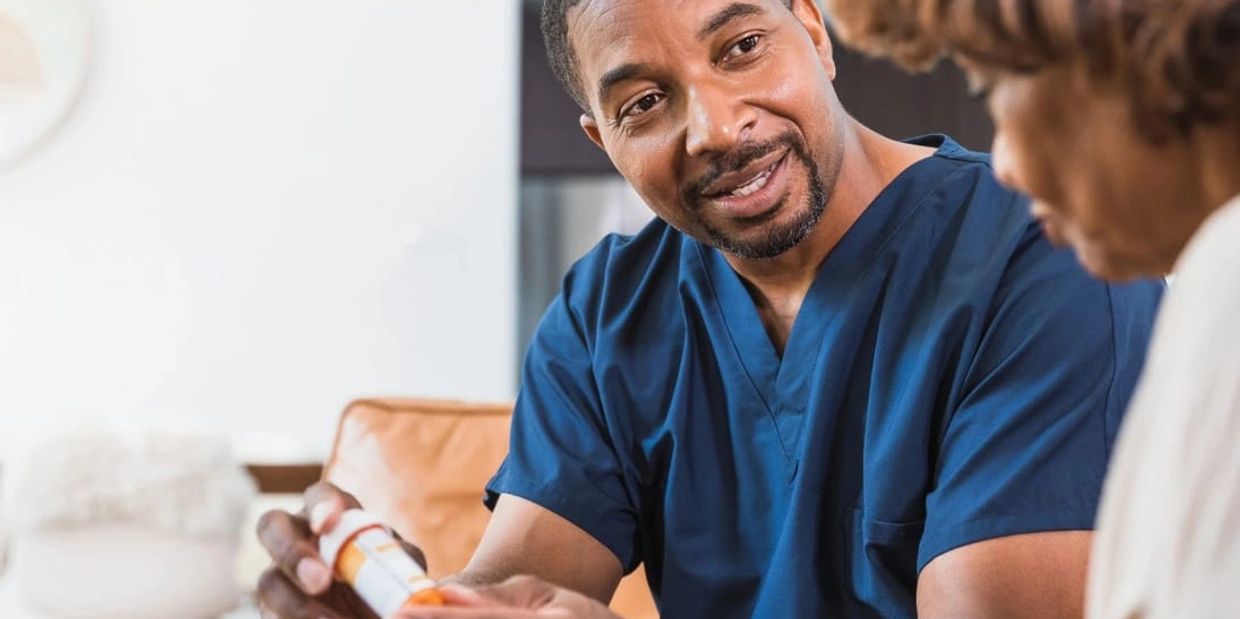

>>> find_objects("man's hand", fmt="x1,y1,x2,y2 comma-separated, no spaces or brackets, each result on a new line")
255,482,428,619
396,575,623,619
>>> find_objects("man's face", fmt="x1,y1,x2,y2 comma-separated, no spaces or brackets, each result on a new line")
570,0,846,260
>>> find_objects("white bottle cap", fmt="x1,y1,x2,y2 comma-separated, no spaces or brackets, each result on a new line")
318,509,387,572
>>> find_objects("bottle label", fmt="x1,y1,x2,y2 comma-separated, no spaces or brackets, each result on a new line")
340,528,436,617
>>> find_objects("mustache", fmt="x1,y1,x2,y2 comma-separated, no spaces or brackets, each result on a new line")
682,132,808,205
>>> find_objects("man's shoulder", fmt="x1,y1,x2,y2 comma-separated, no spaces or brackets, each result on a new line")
881,138,1038,276
906,133,996,175
558,218,692,326
902,135,1032,237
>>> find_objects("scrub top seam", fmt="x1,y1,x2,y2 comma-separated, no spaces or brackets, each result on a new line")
852,163,983,278
692,243,797,464
1100,284,1120,454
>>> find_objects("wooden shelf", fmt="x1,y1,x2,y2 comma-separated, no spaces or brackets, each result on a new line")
245,463,322,494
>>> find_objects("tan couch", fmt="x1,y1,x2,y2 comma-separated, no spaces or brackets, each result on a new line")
322,398,658,618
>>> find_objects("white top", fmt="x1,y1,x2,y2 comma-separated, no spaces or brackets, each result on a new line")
1087,197,1240,619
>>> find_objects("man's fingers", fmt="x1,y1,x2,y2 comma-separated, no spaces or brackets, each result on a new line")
256,509,333,595
308,495,343,535
302,482,360,534
256,566,347,619
291,482,429,578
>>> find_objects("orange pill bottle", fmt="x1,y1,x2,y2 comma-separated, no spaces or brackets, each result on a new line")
318,509,445,617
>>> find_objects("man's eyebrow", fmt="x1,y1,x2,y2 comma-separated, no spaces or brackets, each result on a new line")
597,63,650,106
698,3,766,40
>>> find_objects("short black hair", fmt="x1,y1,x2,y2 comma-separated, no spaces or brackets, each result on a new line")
542,0,795,111
541,0,589,110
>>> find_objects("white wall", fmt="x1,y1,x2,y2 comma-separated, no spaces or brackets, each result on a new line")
0,0,520,458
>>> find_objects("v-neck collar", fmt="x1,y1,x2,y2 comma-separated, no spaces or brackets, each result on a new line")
694,135,966,417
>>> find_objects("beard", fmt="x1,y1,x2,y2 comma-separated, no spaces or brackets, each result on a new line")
682,130,840,260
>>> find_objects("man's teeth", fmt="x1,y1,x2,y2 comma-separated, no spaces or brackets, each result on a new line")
727,162,776,198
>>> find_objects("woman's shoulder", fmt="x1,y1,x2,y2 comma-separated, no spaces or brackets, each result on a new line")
1173,197,1240,312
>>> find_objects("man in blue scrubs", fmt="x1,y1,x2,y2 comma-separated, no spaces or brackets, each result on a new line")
254,1,1163,617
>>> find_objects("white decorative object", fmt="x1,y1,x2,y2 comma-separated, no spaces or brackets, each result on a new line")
0,0,91,169
4,422,257,619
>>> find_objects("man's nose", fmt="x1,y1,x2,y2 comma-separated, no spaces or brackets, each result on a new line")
685,84,756,158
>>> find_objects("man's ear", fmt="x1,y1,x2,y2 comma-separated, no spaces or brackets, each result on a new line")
580,113,606,150
791,0,837,81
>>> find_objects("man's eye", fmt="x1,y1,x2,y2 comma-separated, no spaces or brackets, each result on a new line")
622,93,664,120
725,34,762,60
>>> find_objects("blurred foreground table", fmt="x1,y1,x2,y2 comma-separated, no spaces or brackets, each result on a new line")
0,571,260,618
0,463,320,619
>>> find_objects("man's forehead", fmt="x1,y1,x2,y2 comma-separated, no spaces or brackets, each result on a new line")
567,0,685,62
567,0,646,54
568,0,777,50
568,0,779,78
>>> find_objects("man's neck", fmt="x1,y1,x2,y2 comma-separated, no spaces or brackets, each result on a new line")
725,122,936,353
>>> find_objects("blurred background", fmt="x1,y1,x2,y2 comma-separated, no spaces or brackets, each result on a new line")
0,1,994,615
0,0,992,462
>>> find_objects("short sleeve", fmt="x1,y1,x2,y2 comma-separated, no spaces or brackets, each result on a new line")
917,228,1163,570
484,291,641,571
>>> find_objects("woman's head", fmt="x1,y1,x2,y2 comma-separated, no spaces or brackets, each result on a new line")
826,0,1240,280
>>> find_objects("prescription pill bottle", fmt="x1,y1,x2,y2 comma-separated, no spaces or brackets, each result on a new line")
318,509,445,618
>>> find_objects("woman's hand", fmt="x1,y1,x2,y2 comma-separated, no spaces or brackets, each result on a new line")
397,575,624,619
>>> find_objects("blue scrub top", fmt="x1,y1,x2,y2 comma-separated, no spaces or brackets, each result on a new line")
486,136,1163,618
